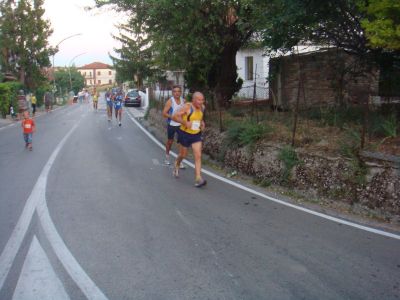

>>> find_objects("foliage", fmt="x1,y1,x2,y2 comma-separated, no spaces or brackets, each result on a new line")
339,126,362,158
54,67,85,95
225,119,271,147
278,145,300,183
0,83,11,118
381,114,397,138
95,0,270,106
111,21,157,87
361,0,400,50
0,0,54,90
0,81,23,117
304,106,364,128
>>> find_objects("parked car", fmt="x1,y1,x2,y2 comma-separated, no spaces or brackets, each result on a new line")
124,89,141,107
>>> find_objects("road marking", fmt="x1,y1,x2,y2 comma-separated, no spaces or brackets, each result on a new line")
0,115,108,299
126,110,400,240
176,210,191,227
12,236,69,300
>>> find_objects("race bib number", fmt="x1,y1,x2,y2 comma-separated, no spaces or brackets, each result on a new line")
24,124,31,129
191,121,201,131
116,101,121,106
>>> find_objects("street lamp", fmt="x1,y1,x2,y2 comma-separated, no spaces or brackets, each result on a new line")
68,52,87,91
52,33,82,94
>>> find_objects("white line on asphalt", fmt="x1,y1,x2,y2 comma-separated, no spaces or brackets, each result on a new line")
0,122,80,289
0,114,108,299
176,210,191,227
37,194,108,300
126,110,400,241
0,106,67,132
12,236,70,300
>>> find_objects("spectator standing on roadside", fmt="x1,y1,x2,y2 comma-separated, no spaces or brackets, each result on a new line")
17,90,27,120
44,91,53,113
31,93,37,116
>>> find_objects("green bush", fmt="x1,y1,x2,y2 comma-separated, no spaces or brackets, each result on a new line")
0,84,12,118
225,120,271,147
0,81,23,118
278,145,301,183
228,106,246,117
339,126,361,158
381,114,397,138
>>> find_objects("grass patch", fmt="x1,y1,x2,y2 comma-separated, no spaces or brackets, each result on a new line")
278,145,301,183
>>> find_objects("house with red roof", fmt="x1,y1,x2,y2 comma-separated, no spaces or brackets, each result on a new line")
77,62,116,87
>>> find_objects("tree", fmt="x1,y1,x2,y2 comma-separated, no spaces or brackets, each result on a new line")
95,0,269,106
54,67,85,95
361,0,400,50
111,21,157,88
0,0,53,90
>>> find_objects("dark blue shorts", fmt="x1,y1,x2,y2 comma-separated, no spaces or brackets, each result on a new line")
178,129,202,147
167,125,180,140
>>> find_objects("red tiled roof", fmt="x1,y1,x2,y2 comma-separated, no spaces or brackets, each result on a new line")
78,62,113,70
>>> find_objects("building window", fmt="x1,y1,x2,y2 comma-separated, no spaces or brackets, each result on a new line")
109,71,112,75
89,72,92,77
109,79,112,84
98,80,101,84
97,71,101,76
84,72,86,76
90,80,92,85
245,56,253,80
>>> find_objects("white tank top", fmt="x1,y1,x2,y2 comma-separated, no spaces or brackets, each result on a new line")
169,97,185,126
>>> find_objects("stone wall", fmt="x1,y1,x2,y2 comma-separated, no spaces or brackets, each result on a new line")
147,109,400,219
269,49,380,109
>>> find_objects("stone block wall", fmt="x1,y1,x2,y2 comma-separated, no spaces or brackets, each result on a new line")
269,49,380,109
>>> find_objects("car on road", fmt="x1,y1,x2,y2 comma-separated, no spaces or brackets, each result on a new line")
124,89,141,107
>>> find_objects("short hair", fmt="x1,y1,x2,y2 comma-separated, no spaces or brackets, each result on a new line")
172,85,181,91
192,91,204,100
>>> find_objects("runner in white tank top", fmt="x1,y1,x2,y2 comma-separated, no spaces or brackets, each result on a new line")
162,85,186,166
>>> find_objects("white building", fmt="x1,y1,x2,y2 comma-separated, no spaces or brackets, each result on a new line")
77,62,116,87
235,48,269,100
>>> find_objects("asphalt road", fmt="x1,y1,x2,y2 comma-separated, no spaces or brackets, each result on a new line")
0,98,399,300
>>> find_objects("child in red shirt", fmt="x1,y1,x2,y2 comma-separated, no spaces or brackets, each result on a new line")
21,111,35,150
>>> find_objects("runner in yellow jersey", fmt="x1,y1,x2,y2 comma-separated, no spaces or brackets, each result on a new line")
172,92,207,187
92,90,99,110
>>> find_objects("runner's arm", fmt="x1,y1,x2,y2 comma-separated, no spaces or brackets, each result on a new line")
162,99,172,119
172,103,190,127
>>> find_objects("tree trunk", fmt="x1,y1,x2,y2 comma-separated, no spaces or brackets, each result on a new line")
213,41,241,109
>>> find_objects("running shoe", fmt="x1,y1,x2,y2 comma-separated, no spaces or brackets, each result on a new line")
164,155,171,165
194,178,207,188
179,163,186,169
119,122,121,127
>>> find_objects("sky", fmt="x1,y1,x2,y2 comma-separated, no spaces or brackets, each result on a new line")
44,0,125,67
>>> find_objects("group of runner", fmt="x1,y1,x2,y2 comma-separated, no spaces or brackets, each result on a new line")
105,89,124,126
162,85,207,188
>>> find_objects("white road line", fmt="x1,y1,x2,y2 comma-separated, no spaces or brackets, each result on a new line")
37,196,107,300
176,210,191,227
12,236,69,300
0,122,80,289
126,110,400,241
0,114,108,299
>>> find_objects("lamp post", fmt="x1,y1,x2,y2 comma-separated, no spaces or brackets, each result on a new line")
68,52,87,91
52,33,82,94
